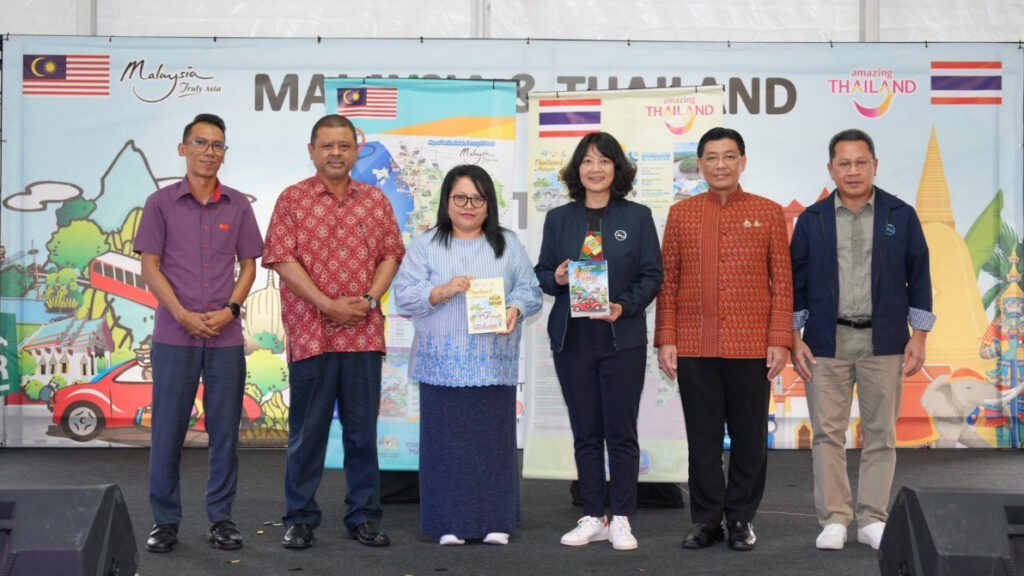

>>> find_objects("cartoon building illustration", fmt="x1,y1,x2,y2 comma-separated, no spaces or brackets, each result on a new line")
19,317,113,384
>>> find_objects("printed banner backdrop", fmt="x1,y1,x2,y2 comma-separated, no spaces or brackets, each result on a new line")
321,77,518,470
522,86,724,481
1,37,1022,454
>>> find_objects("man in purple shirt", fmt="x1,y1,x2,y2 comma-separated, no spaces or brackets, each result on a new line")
134,113,264,553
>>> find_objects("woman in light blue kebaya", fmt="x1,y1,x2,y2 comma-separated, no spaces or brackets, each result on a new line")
392,164,541,546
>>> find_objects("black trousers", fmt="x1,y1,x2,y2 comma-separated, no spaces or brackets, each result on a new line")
677,357,770,524
553,318,646,517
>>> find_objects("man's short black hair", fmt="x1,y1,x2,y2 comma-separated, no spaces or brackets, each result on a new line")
828,129,875,161
697,127,745,157
182,113,225,143
310,114,357,146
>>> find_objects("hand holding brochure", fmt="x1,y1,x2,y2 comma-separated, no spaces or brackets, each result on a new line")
467,277,507,334
568,260,610,317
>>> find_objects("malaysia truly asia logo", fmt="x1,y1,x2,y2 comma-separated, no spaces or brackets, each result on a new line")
828,68,918,118
644,95,716,135
119,58,221,103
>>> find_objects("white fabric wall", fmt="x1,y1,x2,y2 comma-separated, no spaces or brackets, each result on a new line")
2,0,1022,41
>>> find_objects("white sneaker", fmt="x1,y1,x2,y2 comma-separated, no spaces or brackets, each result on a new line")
857,522,885,550
560,516,609,546
483,532,509,545
815,523,847,550
439,534,465,546
609,516,638,551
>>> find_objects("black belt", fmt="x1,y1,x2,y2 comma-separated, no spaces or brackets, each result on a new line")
836,317,872,329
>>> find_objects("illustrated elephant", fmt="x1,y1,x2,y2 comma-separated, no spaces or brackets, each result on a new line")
920,373,1001,448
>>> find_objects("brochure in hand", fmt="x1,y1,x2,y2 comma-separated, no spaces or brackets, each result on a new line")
466,277,507,334
568,260,610,318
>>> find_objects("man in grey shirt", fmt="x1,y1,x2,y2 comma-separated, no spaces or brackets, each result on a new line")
790,129,935,552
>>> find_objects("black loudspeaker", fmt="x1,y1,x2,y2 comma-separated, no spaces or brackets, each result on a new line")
0,484,137,576
879,486,1024,576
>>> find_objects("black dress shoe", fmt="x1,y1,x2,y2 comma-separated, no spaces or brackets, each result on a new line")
146,524,178,553
680,523,724,549
282,523,314,549
208,520,243,550
727,521,757,551
348,521,390,547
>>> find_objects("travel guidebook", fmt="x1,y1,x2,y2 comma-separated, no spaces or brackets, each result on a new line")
466,277,507,334
569,260,610,318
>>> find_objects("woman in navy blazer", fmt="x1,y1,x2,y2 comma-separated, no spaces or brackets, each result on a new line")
535,132,663,551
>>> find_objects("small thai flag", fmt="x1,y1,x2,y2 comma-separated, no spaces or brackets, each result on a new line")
538,98,601,138
930,61,1002,105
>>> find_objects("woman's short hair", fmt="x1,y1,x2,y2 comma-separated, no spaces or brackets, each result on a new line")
559,132,637,200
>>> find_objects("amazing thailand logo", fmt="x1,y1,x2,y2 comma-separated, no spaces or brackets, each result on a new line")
828,67,918,118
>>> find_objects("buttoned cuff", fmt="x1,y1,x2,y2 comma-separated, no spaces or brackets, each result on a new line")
909,307,936,331
793,309,809,330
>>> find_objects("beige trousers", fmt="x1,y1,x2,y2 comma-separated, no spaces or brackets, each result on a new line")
805,325,904,527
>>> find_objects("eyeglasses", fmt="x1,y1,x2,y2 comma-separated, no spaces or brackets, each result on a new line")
701,153,741,165
187,138,228,153
450,194,486,208
831,159,873,172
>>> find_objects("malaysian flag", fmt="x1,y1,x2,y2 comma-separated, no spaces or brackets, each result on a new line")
337,87,398,118
22,54,110,97
538,98,601,138
930,61,1002,105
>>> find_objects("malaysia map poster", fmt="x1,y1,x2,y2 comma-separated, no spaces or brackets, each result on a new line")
322,78,518,470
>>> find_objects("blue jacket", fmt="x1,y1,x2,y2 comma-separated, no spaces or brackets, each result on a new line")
535,198,664,352
790,187,932,357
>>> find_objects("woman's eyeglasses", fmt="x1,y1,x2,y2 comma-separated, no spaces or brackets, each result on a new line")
450,194,486,208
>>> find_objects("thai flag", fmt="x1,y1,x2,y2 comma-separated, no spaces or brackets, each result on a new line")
930,61,1002,105
538,98,601,138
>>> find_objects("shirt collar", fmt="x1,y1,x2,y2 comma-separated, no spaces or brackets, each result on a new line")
175,178,225,204
706,183,746,205
314,175,360,199
834,187,875,214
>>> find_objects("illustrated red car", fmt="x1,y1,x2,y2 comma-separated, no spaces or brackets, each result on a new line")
571,297,604,313
48,360,262,442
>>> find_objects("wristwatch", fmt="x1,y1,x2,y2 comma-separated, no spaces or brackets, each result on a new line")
363,294,378,310
225,302,240,318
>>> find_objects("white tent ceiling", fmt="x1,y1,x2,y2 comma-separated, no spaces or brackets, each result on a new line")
2,0,1022,42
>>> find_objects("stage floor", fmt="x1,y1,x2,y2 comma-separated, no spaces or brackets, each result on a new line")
0,448,1020,576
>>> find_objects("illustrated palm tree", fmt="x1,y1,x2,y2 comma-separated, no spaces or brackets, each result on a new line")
980,224,1024,313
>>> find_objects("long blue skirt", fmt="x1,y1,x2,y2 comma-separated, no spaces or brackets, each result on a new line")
419,383,521,539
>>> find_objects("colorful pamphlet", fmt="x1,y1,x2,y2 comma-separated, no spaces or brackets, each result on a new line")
568,260,610,317
466,277,507,334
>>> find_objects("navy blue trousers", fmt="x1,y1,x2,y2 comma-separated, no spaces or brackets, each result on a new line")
552,318,646,517
149,343,245,526
284,352,383,530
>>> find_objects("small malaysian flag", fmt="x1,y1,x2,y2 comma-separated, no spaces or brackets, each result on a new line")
538,99,601,138
23,54,110,97
930,61,1002,105
337,87,398,118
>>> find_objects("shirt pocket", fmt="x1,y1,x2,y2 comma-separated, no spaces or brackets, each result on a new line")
214,217,242,256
